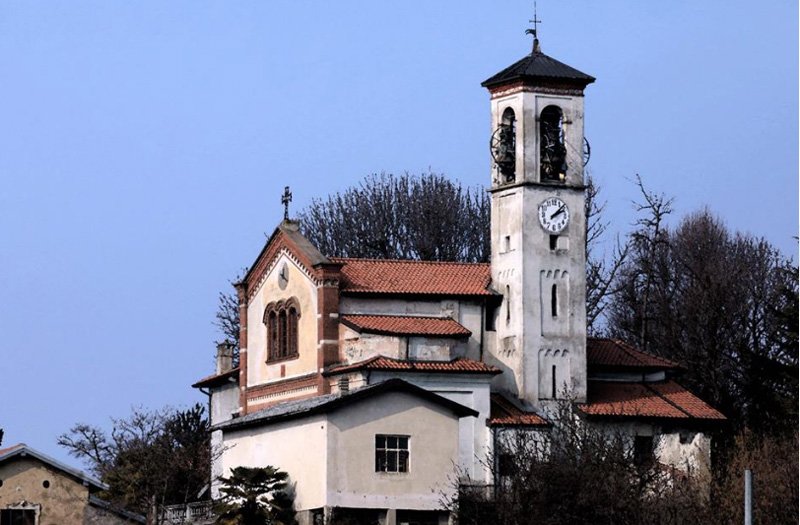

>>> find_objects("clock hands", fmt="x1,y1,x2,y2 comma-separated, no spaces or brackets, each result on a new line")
550,204,566,220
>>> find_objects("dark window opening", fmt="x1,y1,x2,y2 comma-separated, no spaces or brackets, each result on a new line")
491,107,517,183
551,284,558,317
552,365,557,399
42,480,49,489
634,435,655,466
485,303,497,332
498,453,516,477
264,299,300,362
506,286,511,324
396,510,443,525
540,105,568,182
549,235,558,250
0,509,36,525
375,435,409,473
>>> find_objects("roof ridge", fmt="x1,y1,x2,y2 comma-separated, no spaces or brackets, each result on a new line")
331,257,490,267
342,313,453,320
616,339,678,367
614,339,649,366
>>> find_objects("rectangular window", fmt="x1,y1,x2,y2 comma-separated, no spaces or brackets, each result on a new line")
1,509,36,525
375,434,409,473
497,453,515,477
633,435,654,466
485,303,497,331
549,235,558,250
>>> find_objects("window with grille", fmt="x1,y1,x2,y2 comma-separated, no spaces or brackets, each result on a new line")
375,435,409,473
263,298,300,362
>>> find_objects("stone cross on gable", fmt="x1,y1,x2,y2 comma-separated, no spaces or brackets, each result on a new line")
281,186,292,221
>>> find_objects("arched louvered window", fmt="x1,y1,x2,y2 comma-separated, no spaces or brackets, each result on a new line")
264,298,300,362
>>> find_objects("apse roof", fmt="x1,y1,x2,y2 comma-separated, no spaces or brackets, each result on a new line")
587,338,681,371
579,380,726,422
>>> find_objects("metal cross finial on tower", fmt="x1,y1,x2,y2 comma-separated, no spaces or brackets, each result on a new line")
281,186,292,221
525,1,542,54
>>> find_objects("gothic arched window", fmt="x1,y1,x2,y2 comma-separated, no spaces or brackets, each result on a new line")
264,298,300,362
540,105,567,182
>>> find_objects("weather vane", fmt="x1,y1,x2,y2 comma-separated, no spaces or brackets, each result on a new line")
281,186,292,221
525,1,542,53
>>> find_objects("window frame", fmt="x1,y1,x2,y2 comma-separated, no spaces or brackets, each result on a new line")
263,298,301,363
375,434,410,474
1,507,38,525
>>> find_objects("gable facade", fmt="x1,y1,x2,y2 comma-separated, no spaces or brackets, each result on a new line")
0,445,144,525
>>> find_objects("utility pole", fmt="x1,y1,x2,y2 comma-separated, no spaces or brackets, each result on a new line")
744,469,752,525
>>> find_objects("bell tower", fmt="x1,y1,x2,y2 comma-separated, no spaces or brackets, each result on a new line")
483,25,595,407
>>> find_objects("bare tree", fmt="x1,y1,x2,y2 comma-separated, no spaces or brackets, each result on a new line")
297,172,491,262
608,204,798,434
713,430,799,524
59,404,215,521
450,400,712,525
584,174,628,333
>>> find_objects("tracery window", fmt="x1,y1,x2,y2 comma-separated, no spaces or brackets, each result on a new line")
264,298,300,362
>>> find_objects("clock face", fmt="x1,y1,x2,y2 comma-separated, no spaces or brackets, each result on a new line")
278,262,289,290
538,197,570,234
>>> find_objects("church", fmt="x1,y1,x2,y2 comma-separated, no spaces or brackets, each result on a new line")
192,24,724,525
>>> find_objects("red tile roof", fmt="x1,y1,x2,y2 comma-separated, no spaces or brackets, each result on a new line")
333,258,493,297
647,381,726,420
324,355,501,376
340,315,472,337
192,368,239,389
587,338,680,370
0,444,24,456
579,380,725,421
489,394,549,427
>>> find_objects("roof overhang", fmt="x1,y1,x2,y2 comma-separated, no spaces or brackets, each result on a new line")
215,378,479,432
0,444,106,492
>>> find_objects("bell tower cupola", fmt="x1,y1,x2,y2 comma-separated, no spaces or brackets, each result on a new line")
483,18,594,408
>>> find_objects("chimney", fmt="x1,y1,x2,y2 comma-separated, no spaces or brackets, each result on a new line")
215,341,235,375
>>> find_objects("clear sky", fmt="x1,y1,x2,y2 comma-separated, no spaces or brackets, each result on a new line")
0,1,796,466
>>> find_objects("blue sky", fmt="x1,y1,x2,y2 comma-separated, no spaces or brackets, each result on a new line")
0,1,796,465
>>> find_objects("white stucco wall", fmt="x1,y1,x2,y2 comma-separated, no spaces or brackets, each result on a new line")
369,373,493,483
593,421,712,478
326,391,462,510
219,391,467,514
210,383,239,426
221,416,328,511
